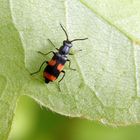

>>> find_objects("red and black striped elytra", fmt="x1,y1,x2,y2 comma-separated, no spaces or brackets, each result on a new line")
30,24,88,86
43,52,66,83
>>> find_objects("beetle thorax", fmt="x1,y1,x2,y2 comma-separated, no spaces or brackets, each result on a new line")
59,41,72,55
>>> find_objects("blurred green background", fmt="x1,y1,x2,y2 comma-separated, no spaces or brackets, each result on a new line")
9,96,140,140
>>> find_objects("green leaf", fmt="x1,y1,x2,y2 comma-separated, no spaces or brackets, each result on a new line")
1,0,140,139
81,0,140,43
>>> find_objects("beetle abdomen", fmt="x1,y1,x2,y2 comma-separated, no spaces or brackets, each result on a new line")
43,56,66,83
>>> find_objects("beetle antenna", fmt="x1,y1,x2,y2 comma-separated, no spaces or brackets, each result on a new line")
70,38,88,42
60,24,69,41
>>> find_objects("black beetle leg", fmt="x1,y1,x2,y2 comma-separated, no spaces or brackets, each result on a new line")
37,51,55,56
67,59,76,71
30,61,48,75
69,53,74,55
48,39,59,51
69,49,82,55
58,70,66,91
58,70,66,83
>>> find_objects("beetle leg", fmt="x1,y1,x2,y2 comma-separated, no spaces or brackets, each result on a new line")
58,70,66,83
69,49,82,55
37,51,55,56
48,39,59,51
58,70,66,91
30,61,48,75
67,59,76,71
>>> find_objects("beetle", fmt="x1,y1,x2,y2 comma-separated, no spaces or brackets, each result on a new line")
31,24,88,85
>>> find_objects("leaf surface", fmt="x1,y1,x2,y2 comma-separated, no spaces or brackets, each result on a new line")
1,0,140,139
